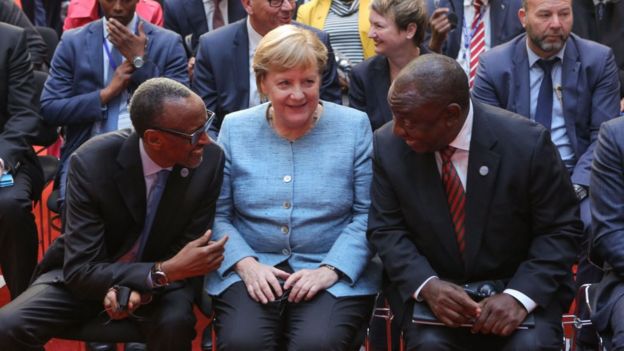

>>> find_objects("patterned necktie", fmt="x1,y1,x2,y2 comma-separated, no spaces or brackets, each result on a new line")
213,0,225,29
103,46,124,132
440,146,466,254
118,169,170,262
468,0,485,88
534,58,559,131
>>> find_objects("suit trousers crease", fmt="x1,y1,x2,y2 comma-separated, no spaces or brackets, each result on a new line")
0,281,197,351
213,281,374,351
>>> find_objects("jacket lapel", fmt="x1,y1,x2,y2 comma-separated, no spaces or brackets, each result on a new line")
464,101,500,276
114,133,146,229
512,36,531,118
561,35,581,152
372,57,392,124
86,20,105,89
404,149,465,270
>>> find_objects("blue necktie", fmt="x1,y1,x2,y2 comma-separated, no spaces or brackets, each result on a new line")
34,0,47,26
136,169,170,259
103,46,124,133
535,58,559,131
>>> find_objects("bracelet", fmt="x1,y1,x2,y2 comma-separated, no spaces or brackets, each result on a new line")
320,264,344,279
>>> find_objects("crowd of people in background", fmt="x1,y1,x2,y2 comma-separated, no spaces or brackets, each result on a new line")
0,0,623,350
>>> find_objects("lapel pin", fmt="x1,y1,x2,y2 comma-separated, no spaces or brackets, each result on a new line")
479,166,489,176
180,168,189,178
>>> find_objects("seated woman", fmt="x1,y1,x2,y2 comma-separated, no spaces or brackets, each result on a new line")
349,0,428,131
205,24,382,350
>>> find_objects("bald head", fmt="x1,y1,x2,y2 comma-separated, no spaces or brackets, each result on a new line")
388,54,470,114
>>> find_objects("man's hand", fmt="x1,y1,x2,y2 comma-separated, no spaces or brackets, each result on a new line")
103,287,142,320
428,8,452,53
619,97,624,112
107,18,148,61
161,230,228,282
283,267,339,303
99,60,134,104
419,278,481,327
188,57,196,82
471,293,528,336
234,257,291,304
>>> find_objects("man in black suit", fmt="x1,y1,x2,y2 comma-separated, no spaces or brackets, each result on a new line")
368,54,582,350
572,0,624,112
0,22,46,300
0,78,227,350
0,0,48,70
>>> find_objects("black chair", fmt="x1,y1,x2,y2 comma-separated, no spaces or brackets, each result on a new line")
562,284,610,351
34,26,59,66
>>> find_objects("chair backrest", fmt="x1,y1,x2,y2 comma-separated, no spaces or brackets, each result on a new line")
35,26,59,65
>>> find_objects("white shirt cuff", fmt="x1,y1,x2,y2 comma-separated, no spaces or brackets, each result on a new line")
413,276,438,301
503,289,537,313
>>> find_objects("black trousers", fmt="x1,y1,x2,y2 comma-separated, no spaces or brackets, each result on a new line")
0,160,41,299
0,280,197,351
401,299,565,351
214,281,374,351
610,295,624,351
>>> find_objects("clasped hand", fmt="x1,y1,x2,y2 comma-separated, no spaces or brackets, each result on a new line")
103,287,142,320
235,258,340,304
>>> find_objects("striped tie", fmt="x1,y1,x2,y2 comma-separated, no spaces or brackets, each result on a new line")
469,0,485,88
440,146,466,254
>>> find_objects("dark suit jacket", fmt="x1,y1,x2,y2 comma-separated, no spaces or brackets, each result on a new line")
588,117,624,332
0,0,48,69
424,0,524,59
0,22,44,190
20,0,63,36
472,33,621,187
40,18,189,168
192,19,342,134
349,55,391,131
573,0,624,98
35,130,225,301
164,0,246,54
367,100,582,323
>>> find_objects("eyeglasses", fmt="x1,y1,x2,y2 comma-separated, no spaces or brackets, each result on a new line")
150,110,215,146
267,0,295,8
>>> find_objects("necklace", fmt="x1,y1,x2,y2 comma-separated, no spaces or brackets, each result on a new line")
266,103,324,140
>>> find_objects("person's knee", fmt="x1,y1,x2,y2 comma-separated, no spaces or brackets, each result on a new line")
291,326,356,351
0,307,30,346
0,196,30,223
217,326,274,351
154,308,196,340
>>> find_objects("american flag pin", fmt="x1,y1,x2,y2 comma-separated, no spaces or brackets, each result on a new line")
479,166,489,176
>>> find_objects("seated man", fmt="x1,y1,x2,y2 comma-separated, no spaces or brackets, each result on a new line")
368,54,582,350
192,0,341,138
0,22,46,299
0,78,227,351
41,0,188,209
588,117,624,351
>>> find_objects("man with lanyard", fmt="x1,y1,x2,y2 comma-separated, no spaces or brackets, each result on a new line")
425,0,524,87
40,0,188,213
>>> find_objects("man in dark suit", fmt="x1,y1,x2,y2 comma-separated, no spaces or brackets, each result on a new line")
0,22,46,300
425,0,524,85
0,77,227,351
192,0,341,137
41,0,188,208
572,0,624,112
164,0,246,54
589,117,624,351
368,54,582,350
0,0,49,71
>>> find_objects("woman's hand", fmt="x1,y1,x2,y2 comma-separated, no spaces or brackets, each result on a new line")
283,267,340,303
234,257,290,304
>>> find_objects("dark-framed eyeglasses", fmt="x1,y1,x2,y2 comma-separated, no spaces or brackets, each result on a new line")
267,0,295,8
150,110,215,146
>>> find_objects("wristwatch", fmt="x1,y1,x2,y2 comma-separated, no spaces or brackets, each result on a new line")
132,55,145,69
150,262,169,288
320,264,344,280
573,184,588,201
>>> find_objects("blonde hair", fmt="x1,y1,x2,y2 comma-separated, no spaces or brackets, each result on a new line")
370,0,428,47
253,25,327,96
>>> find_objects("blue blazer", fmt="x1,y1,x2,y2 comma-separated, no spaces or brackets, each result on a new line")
192,19,342,135
424,0,524,59
472,33,621,187
164,0,247,54
40,18,189,167
349,55,392,131
205,101,382,297
589,117,624,332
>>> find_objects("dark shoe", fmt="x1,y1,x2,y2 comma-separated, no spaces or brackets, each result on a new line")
124,342,146,351
85,342,115,351
201,325,213,351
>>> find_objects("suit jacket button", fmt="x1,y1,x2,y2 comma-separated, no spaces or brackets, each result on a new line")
281,225,289,234
283,175,292,182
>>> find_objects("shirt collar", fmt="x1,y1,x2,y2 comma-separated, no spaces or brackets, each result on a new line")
139,139,172,178
526,40,566,67
448,100,473,152
103,13,138,38
246,17,264,54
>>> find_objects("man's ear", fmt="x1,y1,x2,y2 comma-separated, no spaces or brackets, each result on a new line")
241,0,254,15
143,130,163,151
445,103,463,127
518,7,527,28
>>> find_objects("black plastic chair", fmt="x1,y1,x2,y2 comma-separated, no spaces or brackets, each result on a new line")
34,26,59,65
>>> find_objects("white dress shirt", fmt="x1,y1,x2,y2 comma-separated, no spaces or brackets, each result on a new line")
456,0,491,77
246,17,263,107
